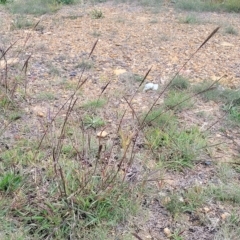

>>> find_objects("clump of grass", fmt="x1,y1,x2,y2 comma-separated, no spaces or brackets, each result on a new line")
164,90,194,111
11,16,35,30
192,81,222,102
146,126,206,170
214,212,240,240
90,30,101,37
90,9,104,19
180,14,198,24
56,0,74,4
133,73,144,82
169,75,190,90
0,172,23,193
224,26,238,35
142,108,177,128
0,0,7,4
75,60,94,70
207,183,240,203
82,98,107,110
83,115,105,129
165,185,206,216
36,92,56,101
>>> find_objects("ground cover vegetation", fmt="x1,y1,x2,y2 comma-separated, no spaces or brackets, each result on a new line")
0,0,240,239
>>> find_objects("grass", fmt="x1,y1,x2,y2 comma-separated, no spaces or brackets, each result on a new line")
164,90,194,111
83,114,105,128
0,172,23,193
6,0,81,15
146,125,207,170
7,0,59,15
224,25,238,35
90,9,104,19
82,98,107,109
142,108,177,127
193,81,240,125
165,185,207,216
169,75,190,90
214,212,240,240
175,0,240,13
75,60,94,70
1,5,239,239
11,16,35,30
36,92,56,101
179,14,198,24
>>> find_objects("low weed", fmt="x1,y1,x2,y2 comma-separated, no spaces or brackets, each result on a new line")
147,126,207,170
169,75,190,90
180,14,198,24
214,212,240,240
0,172,23,193
164,90,194,111
11,16,35,30
207,183,240,204
165,185,206,216
224,25,238,35
82,98,107,110
192,81,222,102
143,108,177,128
36,92,56,101
90,9,104,19
7,0,59,15
175,0,240,12
75,60,94,70
83,114,105,129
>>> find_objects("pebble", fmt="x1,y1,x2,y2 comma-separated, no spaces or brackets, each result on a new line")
164,228,172,238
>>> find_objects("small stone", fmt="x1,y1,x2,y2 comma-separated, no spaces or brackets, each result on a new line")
97,131,108,138
221,212,230,220
37,111,45,117
179,196,184,202
69,71,77,77
0,58,19,69
164,228,172,238
143,83,158,91
203,207,210,213
220,42,234,47
114,69,126,76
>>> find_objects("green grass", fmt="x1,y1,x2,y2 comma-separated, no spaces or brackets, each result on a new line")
82,98,107,110
6,0,80,15
11,16,35,30
36,92,56,101
142,108,177,128
175,0,240,12
207,183,240,203
146,126,207,170
179,14,198,24
0,172,23,193
165,186,207,216
0,142,140,239
192,81,222,102
83,115,105,129
164,90,194,111
169,75,190,90
214,212,240,240
224,25,238,35
90,9,104,19
75,60,94,70
7,0,59,15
